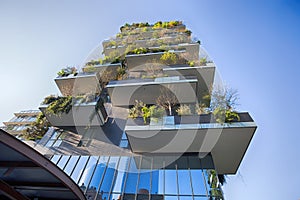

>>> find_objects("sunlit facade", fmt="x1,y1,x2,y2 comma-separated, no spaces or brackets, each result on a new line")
1,21,256,200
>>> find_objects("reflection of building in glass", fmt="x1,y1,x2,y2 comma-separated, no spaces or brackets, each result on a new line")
1,21,257,200
2,110,40,137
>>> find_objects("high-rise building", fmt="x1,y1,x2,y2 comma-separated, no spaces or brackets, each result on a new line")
0,21,257,200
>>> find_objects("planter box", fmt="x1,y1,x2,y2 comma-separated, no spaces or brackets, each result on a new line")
55,72,101,96
39,100,108,128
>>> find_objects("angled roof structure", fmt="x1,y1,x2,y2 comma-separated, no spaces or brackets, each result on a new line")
0,129,86,200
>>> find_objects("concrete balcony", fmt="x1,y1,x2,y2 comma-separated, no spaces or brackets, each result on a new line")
125,112,257,174
163,65,215,102
55,72,101,96
106,76,198,107
39,98,108,128
125,43,199,71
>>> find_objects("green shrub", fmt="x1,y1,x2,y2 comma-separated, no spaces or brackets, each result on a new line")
150,106,164,121
45,96,73,116
213,107,240,123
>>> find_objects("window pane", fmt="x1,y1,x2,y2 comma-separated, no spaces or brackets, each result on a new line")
111,157,130,193
45,140,55,147
194,197,209,200
71,156,89,183
165,196,178,200
151,170,164,195
179,196,193,200
64,156,79,176
50,155,61,164
177,170,192,195
78,156,98,191
120,140,128,148
190,170,207,195
98,157,119,195
124,156,140,194
88,156,109,192
110,193,122,200
57,155,70,169
138,157,152,194
165,169,177,195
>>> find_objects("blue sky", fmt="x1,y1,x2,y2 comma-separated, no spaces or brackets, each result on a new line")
0,0,300,199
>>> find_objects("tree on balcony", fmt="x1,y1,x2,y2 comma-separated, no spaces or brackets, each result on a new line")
156,86,178,116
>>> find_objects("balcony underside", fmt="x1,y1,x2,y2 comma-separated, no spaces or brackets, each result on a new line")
107,78,198,106
125,113,257,174
40,104,107,127
55,73,101,96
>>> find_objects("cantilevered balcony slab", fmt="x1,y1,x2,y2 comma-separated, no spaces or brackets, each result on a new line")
125,112,257,174
106,76,198,106
39,99,107,128
83,63,121,75
55,72,101,96
163,65,215,101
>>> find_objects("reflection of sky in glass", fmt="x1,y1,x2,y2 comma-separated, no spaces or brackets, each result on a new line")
98,156,119,199
55,155,214,198
71,156,89,183
111,157,129,193
64,156,79,175
178,170,192,195
78,156,98,190
50,155,61,164
165,169,177,195
57,155,70,169
190,170,207,195
88,156,109,191
124,156,140,194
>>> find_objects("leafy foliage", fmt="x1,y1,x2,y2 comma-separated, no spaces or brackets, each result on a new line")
128,100,146,119
22,113,50,141
57,67,77,77
160,52,178,65
176,104,192,115
43,95,73,116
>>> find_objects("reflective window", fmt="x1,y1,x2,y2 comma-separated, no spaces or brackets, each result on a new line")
98,156,119,198
138,157,152,194
110,193,122,200
57,155,70,169
165,169,177,195
194,196,209,200
111,157,130,193
119,140,128,148
151,170,164,194
64,156,79,176
190,170,207,195
177,170,192,195
78,156,98,191
124,156,141,194
179,196,193,200
50,155,61,164
88,156,109,192
71,156,89,183
165,196,178,200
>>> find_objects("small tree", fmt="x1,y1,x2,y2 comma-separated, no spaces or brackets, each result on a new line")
210,87,240,123
156,86,178,116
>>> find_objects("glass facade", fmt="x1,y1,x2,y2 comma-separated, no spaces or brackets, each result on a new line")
50,154,223,200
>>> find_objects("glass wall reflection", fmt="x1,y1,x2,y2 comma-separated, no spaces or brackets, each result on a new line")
51,154,220,199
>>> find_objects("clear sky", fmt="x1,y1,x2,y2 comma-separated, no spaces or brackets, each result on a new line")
0,0,300,199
